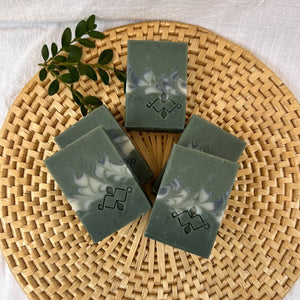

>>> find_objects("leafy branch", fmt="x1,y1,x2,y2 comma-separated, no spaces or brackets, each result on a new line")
38,15,126,116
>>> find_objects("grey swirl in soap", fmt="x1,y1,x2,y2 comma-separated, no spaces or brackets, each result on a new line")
125,40,188,132
45,126,152,243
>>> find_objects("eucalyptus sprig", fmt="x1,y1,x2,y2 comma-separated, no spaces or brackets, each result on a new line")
38,15,126,116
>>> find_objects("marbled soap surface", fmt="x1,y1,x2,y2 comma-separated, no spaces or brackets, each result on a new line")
145,144,239,258
152,115,246,193
46,126,151,243
178,115,246,162
55,105,153,184
125,40,188,132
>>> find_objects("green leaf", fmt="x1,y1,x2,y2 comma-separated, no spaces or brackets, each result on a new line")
73,90,83,100
67,45,82,62
124,79,126,93
78,38,95,48
61,27,71,47
39,68,47,81
80,104,87,116
52,70,59,75
72,91,82,105
59,73,75,84
86,67,97,81
88,31,105,39
42,44,49,61
48,79,59,95
75,20,87,38
53,55,66,62
62,45,71,52
78,62,97,81
57,65,68,70
51,43,58,56
87,15,96,30
68,66,79,82
98,49,113,64
78,61,88,75
47,63,56,71
114,68,126,82
97,68,109,85
84,96,103,106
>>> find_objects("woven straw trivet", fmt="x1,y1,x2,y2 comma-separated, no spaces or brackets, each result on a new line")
0,21,299,300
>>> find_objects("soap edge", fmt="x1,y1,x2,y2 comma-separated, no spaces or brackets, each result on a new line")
54,106,154,183
46,125,153,207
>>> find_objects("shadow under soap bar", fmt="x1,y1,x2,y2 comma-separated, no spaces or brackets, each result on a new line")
145,144,239,258
125,40,188,132
55,105,153,184
46,126,152,243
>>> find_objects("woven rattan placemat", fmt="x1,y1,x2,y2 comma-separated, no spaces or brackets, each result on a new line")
0,21,299,299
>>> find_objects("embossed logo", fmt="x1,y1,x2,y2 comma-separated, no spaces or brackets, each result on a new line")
98,186,132,211
172,208,210,235
125,158,136,167
146,92,182,119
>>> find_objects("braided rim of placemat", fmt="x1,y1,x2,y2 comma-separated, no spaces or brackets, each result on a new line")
0,21,299,299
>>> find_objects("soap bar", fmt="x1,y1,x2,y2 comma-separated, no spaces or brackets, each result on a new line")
125,40,188,132
152,115,246,193
145,144,239,258
55,105,153,184
45,126,152,243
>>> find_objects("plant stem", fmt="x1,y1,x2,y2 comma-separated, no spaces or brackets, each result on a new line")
89,63,115,71
39,60,116,71
50,71,72,90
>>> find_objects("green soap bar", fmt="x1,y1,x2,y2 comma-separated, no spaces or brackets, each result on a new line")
55,105,153,184
145,144,239,258
46,126,152,243
125,40,188,132
152,115,246,193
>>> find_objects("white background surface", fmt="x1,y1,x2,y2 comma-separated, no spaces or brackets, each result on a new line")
0,1,299,299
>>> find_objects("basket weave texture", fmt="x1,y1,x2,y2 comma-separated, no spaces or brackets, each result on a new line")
0,21,299,300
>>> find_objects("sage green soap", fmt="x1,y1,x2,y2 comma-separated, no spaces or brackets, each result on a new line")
55,105,153,184
152,115,246,193
145,144,239,258
125,40,188,132
45,126,152,243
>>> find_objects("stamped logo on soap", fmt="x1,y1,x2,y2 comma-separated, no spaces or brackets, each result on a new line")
146,93,182,119
172,208,210,235
146,92,182,119
98,186,132,211
125,158,136,167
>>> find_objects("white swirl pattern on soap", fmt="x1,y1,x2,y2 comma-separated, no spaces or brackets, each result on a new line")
68,157,131,214
157,178,230,223
126,67,187,97
113,135,135,157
